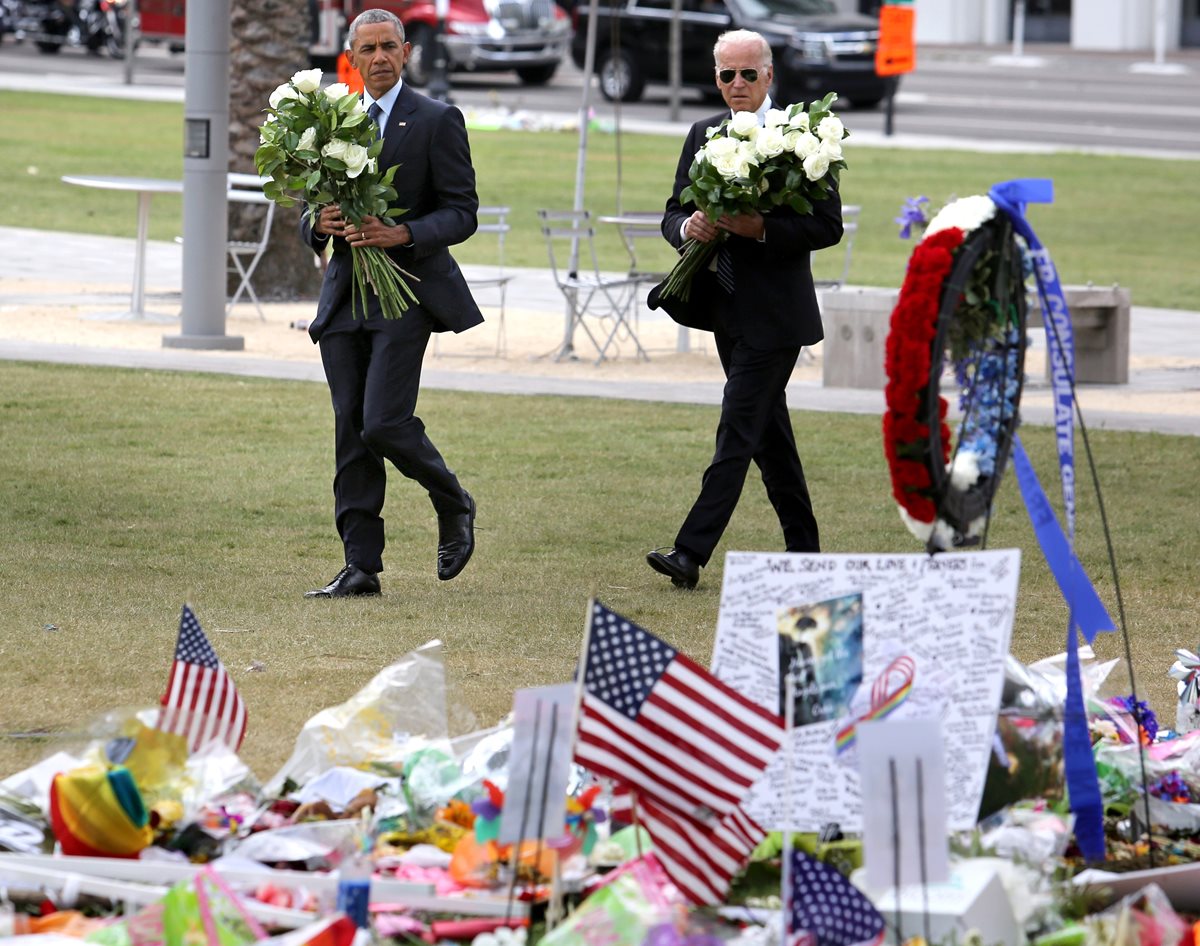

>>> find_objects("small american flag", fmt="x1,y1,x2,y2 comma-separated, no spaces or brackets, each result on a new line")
158,605,247,753
574,601,783,903
790,851,886,946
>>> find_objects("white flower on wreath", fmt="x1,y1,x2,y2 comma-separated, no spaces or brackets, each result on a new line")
296,126,318,155
816,114,844,141
291,68,323,94
947,450,983,492
268,83,300,109
924,195,997,239
792,131,820,159
754,125,787,159
764,108,789,129
802,151,830,181
730,110,759,137
322,138,371,178
323,82,352,100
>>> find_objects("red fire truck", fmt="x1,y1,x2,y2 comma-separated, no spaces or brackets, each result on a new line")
137,0,571,87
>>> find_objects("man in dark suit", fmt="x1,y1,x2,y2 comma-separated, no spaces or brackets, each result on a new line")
646,29,843,590
302,8,482,598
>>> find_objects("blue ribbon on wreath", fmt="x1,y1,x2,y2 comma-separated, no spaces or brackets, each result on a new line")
989,178,1116,863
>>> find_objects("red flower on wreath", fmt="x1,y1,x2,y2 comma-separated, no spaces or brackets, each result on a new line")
882,227,966,525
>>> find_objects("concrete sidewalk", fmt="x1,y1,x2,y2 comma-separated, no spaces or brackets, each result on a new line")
2,226,1199,437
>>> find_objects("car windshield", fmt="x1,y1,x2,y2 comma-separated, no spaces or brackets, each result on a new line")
729,0,836,18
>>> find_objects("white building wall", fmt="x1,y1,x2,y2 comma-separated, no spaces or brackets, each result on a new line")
1072,0,1181,51
896,0,1182,50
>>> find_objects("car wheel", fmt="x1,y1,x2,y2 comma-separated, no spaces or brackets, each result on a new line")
405,23,433,87
597,47,644,103
516,62,558,85
849,95,885,109
35,39,63,53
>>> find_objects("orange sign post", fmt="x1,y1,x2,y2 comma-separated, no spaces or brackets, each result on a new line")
875,1,915,136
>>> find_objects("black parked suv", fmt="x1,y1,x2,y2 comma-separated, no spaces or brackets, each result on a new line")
569,0,891,107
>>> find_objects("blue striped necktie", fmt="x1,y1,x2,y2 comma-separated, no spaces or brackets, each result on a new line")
368,102,384,139
716,243,735,294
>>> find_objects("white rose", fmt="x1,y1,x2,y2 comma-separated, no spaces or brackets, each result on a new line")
730,110,759,137
754,126,787,159
322,138,371,178
787,109,810,132
802,151,830,181
268,83,299,109
712,153,743,180
736,139,759,165
323,82,351,101
816,115,844,141
704,135,739,159
764,108,789,129
733,157,754,179
297,126,318,153
792,132,820,159
291,68,323,94
924,195,997,238
782,130,800,153
818,137,842,162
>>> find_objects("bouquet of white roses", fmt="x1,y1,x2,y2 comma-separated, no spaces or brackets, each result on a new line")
254,68,417,320
660,91,849,302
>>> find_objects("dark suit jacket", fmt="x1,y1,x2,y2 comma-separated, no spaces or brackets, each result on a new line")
302,83,485,342
649,111,844,350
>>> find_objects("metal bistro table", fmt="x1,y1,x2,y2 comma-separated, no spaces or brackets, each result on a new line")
597,212,698,354
61,174,186,322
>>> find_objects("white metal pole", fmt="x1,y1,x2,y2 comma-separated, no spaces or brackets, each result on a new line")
1011,0,1026,59
164,0,242,349
1154,0,1167,66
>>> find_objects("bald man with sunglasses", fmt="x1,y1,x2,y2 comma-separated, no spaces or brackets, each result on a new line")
646,29,844,590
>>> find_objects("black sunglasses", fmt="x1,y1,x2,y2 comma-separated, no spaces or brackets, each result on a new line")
717,68,760,84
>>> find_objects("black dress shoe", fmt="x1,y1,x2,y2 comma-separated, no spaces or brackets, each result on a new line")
646,547,701,589
437,492,476,581
305,564,381,598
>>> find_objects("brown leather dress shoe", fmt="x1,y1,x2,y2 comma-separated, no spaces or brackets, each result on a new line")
646,547,701,589
437,492,476,581
305,565,381,598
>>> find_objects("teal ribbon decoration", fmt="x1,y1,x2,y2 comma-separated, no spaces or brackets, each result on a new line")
990,175,1113,863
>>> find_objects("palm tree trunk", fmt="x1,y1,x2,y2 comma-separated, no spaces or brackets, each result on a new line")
227,0,324,302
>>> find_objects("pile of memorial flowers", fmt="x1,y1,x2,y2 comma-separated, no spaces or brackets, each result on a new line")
7,634,1200,945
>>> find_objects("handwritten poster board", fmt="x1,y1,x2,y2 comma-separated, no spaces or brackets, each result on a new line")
712,550,1020,831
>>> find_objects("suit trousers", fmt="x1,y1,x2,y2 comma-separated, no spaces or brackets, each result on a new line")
318,306,468,574
674,325,820,566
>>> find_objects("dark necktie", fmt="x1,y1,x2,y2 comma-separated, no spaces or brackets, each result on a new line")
716,243,735,294
367,102,384,140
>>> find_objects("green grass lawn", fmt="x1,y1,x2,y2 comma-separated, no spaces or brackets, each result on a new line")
0,362,1195,783
3,91,1198,309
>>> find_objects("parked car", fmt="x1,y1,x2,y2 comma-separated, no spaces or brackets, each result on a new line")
395,0,573,87
569,0,891,107
135,0,572,87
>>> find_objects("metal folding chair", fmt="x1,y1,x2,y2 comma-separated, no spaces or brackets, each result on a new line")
537,209,646,365
437,205,514,357
225,173,276,321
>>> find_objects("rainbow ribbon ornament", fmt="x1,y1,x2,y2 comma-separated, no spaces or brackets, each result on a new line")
835,655,915,753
